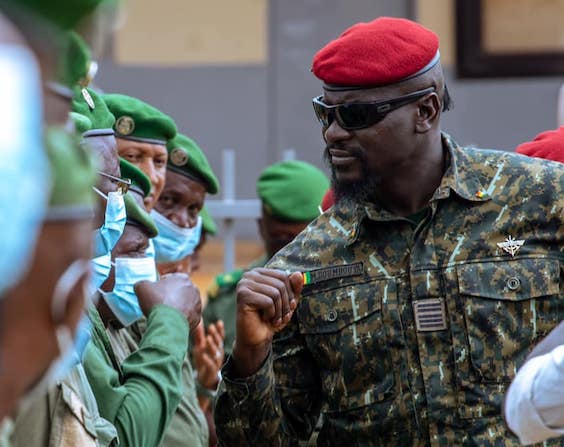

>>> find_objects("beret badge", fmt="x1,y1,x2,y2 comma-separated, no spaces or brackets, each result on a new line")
170,147,188,166
115,116,135,136
81,88,95,110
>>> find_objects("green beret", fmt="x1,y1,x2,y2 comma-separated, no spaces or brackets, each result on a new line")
103,94,177,145
63,32,94,88
119,158,151,198
200,206,217,235
44,126,97,220
124,192,158,238
16,0,103,30
166,134,219,194
71,87,115,136
49,31,98,100
257,160,329,222
70,112,92,135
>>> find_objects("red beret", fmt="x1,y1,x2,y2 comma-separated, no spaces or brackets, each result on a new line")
312,17,440,88
515,126,564,164
320,188,335,212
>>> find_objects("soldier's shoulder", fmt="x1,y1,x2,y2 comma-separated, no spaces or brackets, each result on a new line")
207,268,245,300
268,207,354,271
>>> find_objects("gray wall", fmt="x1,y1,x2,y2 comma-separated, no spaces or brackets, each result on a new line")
96,0,563,238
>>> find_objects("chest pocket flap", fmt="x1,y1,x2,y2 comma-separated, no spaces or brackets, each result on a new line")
298,278,393,334
457,257,559,301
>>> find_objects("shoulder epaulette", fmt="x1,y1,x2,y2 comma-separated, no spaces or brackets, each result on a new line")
207,268,245,299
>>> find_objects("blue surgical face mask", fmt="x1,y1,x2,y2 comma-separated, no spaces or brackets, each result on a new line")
102,256,157,327
71,316,92,363
92,188,126,258
0,46,49,297
88,253,112,297
146,239,156,261
151,210,202,264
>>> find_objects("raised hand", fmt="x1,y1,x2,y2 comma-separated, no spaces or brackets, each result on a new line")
135,272,202,331
232,268,303,377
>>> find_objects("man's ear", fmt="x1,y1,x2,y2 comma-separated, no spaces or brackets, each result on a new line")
415,92,440,133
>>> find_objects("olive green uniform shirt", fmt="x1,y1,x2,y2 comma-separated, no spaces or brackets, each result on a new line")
215,134,564,446
10,364,118,447
84,304,189,447
203,256,269,356
106,318,209,447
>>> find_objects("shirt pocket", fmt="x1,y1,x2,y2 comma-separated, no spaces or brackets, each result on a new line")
59,382,99,447
297,278,397,412
59,382,118,447
457,257,560,384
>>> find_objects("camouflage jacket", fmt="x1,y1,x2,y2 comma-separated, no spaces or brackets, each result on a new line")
215,134,564,447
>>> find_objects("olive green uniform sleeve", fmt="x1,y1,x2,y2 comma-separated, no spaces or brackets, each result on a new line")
84,305,189,447
159,356,208,447
106,319,209,447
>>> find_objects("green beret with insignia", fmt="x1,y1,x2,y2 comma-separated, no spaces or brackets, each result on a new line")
200,206,217,236
257,160,329,222
72,87,115,137
120,158,151,198
124,192,158,238
44,126,96,220
166,134,219,194
103,94,177,145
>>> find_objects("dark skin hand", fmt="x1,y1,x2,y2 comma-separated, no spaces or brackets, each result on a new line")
135,273,202,331
232,268,303,378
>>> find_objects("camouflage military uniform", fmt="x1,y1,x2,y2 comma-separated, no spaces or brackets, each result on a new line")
215,134,564,446
204,256,269,356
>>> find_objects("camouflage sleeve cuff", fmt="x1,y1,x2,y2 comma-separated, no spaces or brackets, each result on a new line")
220,349,275,405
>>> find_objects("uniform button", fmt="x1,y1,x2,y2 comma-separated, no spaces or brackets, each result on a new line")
326,309,338,322
507,276,521,291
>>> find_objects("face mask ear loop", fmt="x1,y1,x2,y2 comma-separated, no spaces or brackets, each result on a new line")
92,186,108,200
51,259,90,356
51,259,90,327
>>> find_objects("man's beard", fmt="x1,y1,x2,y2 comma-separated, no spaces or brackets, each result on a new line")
323,145,381,206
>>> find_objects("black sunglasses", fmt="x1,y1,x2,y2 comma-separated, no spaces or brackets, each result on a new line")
312,87,436,131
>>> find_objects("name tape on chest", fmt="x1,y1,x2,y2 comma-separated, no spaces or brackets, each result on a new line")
413,298,447,332
302,262,364,286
